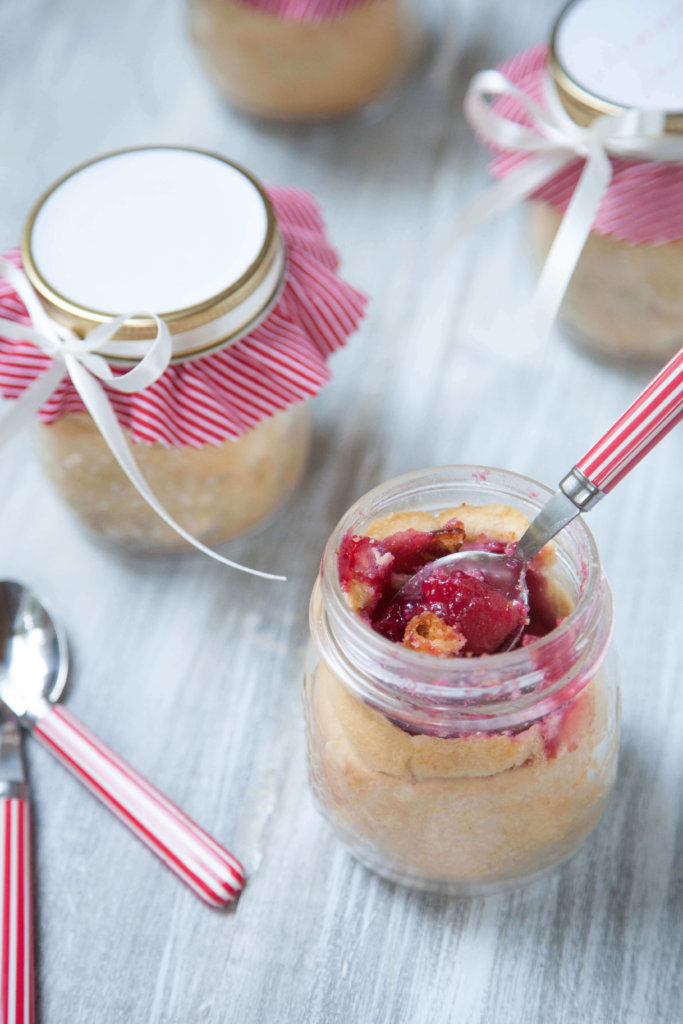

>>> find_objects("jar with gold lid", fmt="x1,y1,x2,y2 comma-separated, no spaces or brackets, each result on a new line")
465,0,683,364
304,466,620,894
0,147,366,563
187,0,429,122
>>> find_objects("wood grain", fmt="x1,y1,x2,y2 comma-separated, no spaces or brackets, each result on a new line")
0,1,681,1021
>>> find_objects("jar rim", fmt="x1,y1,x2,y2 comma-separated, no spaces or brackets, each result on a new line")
315,465,612,727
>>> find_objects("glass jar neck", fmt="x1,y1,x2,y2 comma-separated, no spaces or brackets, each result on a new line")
312,466,613,735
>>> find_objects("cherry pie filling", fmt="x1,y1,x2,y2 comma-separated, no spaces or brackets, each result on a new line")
338,520,560,657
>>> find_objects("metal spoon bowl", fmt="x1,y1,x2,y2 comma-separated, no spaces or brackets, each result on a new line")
0,579,68,711
400,549,527,605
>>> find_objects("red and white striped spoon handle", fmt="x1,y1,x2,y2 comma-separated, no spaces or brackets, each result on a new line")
0,798,33,1024
577,347,683,494
32,706,246,908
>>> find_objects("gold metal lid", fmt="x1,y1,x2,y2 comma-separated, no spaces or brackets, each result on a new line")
549,0,683,134
20,147,286,364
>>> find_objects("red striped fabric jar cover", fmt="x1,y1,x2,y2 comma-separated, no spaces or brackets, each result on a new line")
464,0,683,365
0,147,366,571
187,0,425,121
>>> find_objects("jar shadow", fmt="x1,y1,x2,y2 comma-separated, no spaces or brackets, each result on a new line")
306,734,679,1022
284,413,389,578
209,23,504,192
342,733,681,948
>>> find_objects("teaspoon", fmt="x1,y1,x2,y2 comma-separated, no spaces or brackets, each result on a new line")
0,580,245,909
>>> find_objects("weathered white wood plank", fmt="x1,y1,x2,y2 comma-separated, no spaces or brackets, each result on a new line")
0,0,681,1021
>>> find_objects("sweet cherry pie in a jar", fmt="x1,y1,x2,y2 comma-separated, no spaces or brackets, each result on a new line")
304,466,620,894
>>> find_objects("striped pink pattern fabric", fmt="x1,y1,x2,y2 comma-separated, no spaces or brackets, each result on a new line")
230,0,369,23
0,187,367,447
487,45,683,246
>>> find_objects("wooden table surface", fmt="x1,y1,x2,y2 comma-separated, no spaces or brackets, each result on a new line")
1,1,682,1021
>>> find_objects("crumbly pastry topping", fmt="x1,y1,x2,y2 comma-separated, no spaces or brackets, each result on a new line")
403,612,466,657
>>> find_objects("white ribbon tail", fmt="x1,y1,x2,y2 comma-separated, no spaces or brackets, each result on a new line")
453,150,571,239
64,356,286,581
0,317,58,350
0,363,65,446
531,141,612,339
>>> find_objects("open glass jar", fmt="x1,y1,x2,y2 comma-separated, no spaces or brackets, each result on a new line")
0,147,366,560
187,0,427,122
304,466,620,894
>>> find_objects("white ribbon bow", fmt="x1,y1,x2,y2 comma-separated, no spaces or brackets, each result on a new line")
459,69,683,339
0,257,285,580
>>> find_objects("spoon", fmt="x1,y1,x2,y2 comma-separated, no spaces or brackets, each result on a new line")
0,583,66,1024
0,580,246,908
401,347,683,649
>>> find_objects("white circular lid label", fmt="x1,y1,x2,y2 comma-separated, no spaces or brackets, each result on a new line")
555,0,683,111
30,148,269,314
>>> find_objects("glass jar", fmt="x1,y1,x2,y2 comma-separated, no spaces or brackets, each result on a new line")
3,147,365,559
527,201,683,365
187,0,425,121
304,466,620,894
34,403,311,553
535,0,683,363
472,1,683,364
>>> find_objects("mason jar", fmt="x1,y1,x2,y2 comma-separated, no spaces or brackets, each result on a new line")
304,466,620,894
527,0,683,363
1,147,365,558
187,0,427,121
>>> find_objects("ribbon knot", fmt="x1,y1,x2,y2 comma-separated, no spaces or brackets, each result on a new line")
44,328,83,358
457,69,683,340
0,255,285,580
